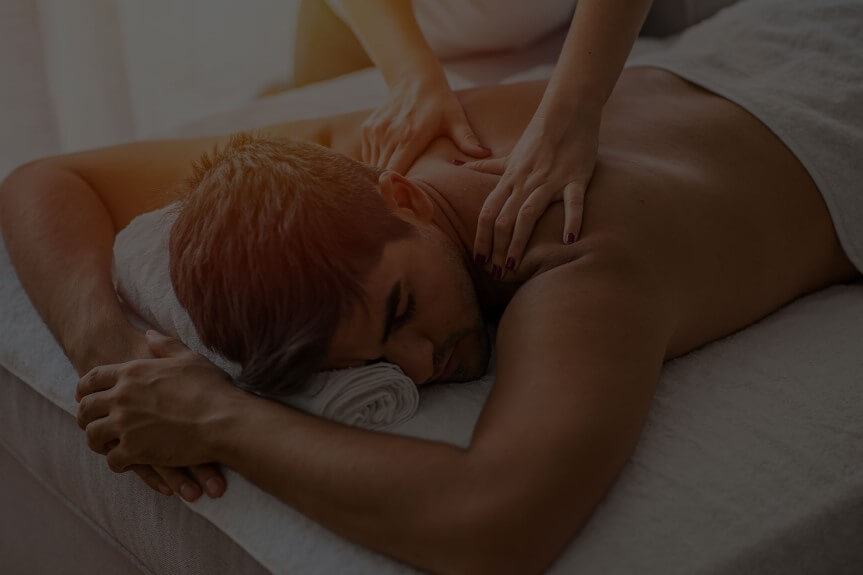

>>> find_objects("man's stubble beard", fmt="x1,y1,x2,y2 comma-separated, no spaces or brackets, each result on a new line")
430,227,492,382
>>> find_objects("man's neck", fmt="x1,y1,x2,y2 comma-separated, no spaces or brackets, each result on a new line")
407,160,523,318
407,157,497,259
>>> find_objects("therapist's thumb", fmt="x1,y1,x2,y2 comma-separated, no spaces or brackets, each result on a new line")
449,113,490,158
145,330,190,358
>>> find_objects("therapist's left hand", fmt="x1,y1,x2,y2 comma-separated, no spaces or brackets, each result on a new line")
75,330,247,474
465,103,601,280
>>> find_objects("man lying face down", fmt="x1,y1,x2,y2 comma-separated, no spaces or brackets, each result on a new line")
2,1,861,569
168,134,492,396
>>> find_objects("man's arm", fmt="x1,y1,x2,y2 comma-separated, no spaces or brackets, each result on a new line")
0,138,215,371
76,234,677,574
0,137,232,497
223,238,675,573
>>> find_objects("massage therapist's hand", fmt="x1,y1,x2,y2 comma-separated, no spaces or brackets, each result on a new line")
466,102,601,280
75,330,242,502
363,69,489,174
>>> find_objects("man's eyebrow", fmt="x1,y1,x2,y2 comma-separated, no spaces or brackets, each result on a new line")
380,280,401,345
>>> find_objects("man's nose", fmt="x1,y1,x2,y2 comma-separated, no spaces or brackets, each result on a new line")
387,330,435,385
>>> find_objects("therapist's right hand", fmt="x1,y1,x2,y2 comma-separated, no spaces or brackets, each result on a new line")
362,71,489,174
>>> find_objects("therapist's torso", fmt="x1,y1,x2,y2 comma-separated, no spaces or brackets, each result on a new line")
413,0,577,58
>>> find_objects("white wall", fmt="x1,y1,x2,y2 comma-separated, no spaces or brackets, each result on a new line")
7,0,300,159
37,0,135,152
117,0,300,139
0,0,59,179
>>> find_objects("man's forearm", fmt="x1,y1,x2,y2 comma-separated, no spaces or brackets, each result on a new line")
0,162,144,375
214,394,491,574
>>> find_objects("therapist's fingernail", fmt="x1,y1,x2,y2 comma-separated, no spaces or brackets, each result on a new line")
180,482,198,501
492,265,502,280
505,257,515,271
206,478,222,498
474,253,486,266
158,482,172,496
566,233,575,244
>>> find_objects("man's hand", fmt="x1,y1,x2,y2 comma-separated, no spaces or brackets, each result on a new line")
75,331,244,500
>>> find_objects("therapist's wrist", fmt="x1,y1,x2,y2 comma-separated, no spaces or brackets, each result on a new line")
535,94,602,136
384,51,446,89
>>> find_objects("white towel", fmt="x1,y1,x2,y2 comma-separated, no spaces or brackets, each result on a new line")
112,204,419,430
627,0,863,274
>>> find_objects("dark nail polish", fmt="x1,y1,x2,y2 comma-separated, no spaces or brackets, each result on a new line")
505,257,515,271
475,253,486,266
492,265,501,280
452,159,465,166
566,233,576,244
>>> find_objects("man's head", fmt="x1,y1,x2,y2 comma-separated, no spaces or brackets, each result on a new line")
169,133,490,396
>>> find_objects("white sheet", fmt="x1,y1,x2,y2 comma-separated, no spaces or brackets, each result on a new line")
2,6,863,574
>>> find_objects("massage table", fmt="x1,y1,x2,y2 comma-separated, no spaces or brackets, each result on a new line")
2,2,861,573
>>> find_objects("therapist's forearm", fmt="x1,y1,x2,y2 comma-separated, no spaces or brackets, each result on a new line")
545,0,654,114
328,0,443,86
0,163,145,375
214,395,486,573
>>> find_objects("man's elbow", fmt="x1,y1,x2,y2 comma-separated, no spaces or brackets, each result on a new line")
0,160,44,230
0,158,59,205
440,479,572,575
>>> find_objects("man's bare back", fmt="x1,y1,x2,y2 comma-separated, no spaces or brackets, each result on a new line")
265,67,856,355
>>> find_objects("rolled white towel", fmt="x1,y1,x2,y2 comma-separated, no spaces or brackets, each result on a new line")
282,362,419,430
112,204,419,430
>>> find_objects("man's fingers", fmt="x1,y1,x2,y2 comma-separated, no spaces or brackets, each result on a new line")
463,156,508,176
562,181,588,244
153,466,203,502
187,463,226,499
76,392,111,429
76,365,121,402
105,444,134,474
144,330,194,360
474,180,513,267
505,183,559,274
132,465,173,496
85,418,119,454
448,114,489,158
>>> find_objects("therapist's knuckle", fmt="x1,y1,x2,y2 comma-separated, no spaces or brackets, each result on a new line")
398,124,415,141
494,216,513,234
478,206,496,226
565,193,585,209
518,202,538,221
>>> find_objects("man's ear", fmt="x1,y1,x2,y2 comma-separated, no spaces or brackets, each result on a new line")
378,171,434,224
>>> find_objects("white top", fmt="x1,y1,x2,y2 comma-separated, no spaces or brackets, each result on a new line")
327,0,578,59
